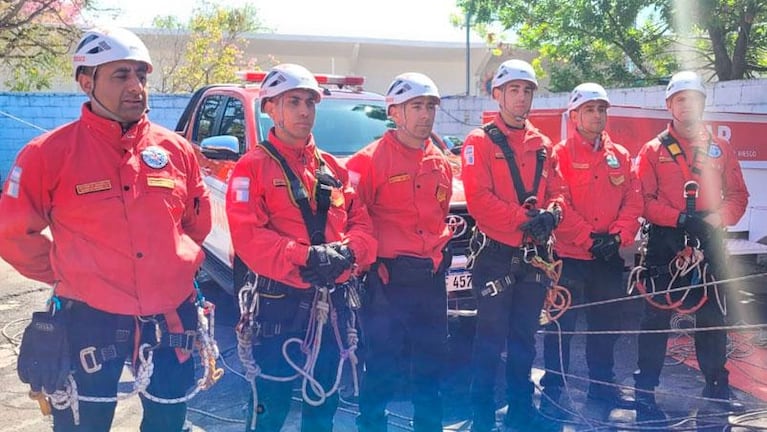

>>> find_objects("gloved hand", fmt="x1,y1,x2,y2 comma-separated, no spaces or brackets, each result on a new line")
678,212,713,241
300,244,352,287
589,232,621,261
328,242,355,266
17,311,71,393
520,209,559,243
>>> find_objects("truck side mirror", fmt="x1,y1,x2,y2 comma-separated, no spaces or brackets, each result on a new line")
200,135,241,161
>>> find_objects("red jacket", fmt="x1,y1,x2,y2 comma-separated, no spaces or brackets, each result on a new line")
0,104,211,316
345,130,452,270
553,129,643,260
636,124,748,228
460,114,569,247
226,130,376,288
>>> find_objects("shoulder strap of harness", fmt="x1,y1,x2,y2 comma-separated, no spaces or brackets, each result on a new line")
483,122,546,206
658,131,711,180
259,140,340,245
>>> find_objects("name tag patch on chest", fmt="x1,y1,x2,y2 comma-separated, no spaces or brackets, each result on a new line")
388,173,410,184
147,177,175,189
76,179,112,195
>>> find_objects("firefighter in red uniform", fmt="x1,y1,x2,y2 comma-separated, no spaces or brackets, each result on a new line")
226,63,377,432
633,71,749,421
540,83,642,417
0,27,212,431
461,59,567,432
346,72,452,432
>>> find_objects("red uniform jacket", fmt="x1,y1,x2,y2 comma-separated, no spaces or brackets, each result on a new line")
553,129,643,260
345,130,452,270
460,114,569,247
636,124,748,228
0,104,212,316
226,130,376,288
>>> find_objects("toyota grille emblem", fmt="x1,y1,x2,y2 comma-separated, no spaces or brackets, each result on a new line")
446,214,468,238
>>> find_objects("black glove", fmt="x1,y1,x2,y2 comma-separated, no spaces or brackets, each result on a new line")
520,209,558,243
17,311,71,393
678,212,713,241
328,242,356,266
301,244,352,286
589,232,621,261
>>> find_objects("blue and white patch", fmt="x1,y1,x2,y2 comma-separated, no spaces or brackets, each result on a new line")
708,144,722,159
231,176,250,203
6,166,22,198
606,153,621,169
141,146,169,169
463,145,475,166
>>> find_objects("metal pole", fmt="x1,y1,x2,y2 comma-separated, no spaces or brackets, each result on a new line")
465,9,471,96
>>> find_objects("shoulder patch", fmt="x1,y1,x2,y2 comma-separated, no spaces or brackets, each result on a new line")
463,145,474,166
231,176,250,202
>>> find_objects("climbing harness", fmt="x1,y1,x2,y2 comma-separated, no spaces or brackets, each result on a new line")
235,274,362,430
38,285,222,425
627,182,725,315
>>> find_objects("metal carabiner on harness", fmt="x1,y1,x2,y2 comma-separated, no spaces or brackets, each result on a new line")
465,226,488,270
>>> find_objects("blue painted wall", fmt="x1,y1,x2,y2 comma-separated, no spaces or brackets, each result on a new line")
0,93,191,180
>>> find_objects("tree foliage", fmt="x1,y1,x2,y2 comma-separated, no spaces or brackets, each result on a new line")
0,0,91,91
153,1,271,93
460,0,767,91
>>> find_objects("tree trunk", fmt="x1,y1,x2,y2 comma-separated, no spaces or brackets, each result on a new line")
707,25,733,80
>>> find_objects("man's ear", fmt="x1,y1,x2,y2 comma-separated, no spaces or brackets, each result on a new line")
77,73,93,94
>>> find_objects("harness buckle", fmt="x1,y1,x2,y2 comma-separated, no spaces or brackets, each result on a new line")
79,346,102,373
483,280,500,297
521,243,538,263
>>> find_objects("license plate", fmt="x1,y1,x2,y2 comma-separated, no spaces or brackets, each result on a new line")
446,271,472,292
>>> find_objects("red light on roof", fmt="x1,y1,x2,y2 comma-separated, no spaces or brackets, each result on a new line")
237,71,268,82
237,70,365,87
315,74,365,87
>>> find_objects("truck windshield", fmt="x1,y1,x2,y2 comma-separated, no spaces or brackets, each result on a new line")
258,98,392,156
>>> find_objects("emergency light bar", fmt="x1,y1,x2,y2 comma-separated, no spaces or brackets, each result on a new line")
236,70,365,87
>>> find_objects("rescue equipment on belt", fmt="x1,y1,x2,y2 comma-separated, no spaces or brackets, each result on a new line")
235,273,362,431
627,181,725,315
31,283,222,425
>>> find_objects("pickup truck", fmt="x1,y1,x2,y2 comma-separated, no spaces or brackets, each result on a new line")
175,72,476,311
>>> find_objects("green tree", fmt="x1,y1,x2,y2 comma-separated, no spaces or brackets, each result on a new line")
0,0,92,91
460,0,767,91
153,1,270,93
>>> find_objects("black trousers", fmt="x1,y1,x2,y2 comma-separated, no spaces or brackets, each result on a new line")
52,299,197,432
469,246,549,430
542,256,625,392
357,258,448,432
245,288,350,432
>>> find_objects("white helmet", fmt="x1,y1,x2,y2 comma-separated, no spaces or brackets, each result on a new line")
491,59,538,90
73,26,153,79
258,63,322,108
665,71,706,100
385,72,440,110
568,82,611,112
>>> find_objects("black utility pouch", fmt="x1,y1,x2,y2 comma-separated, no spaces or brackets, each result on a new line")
18,310,71,393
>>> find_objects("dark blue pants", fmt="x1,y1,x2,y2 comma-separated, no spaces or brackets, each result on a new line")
469,246,549,430
246,288,350,432
52,299,197,432
542,256,624,392
357,260,448,432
